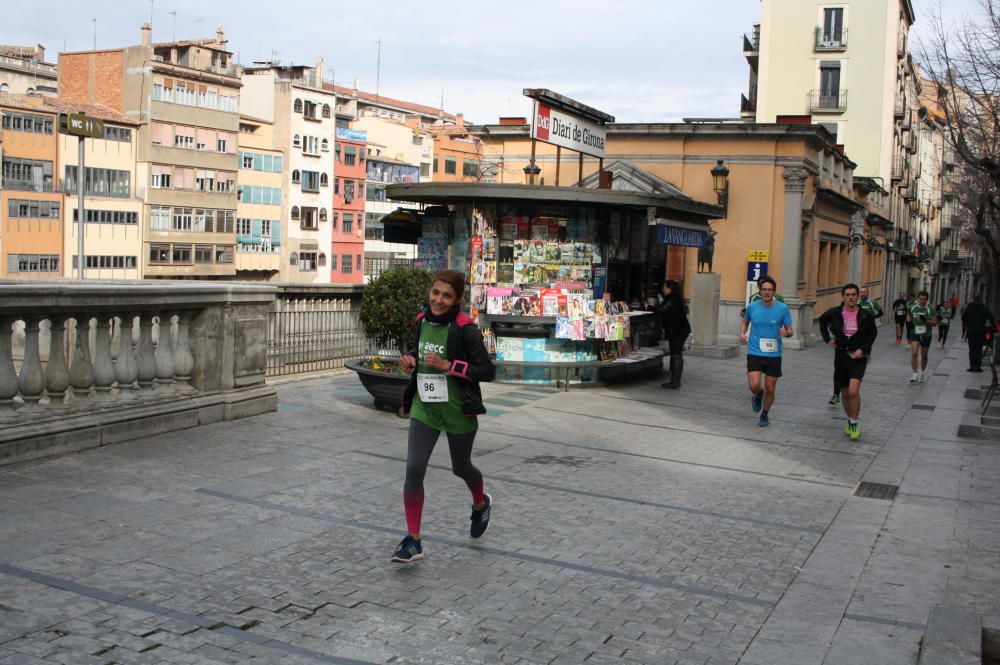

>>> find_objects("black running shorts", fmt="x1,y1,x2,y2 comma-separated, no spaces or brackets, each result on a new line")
834,351,868,389
746,354,782,377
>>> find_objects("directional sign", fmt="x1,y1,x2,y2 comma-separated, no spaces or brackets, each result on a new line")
59,113,105,139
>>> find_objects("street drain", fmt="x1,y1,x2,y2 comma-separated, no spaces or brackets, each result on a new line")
854,482,899,501
911,404,936,411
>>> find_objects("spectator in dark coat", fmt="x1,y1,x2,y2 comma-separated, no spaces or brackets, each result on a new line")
656,280,692,389
961,295,995,372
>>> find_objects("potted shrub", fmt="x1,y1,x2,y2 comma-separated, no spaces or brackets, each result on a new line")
346,265,434,411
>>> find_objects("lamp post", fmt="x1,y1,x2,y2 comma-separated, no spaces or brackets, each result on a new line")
711,159,729,216
523,163,541,185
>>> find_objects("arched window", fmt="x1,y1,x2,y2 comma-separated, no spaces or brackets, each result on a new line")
292,134,301,147
0,83,8,93
322,104,331,118
291,169,300,183
294,98,303,113
318,253,327,266
319,208,328,222
320,173,329,187
289,252,298,265
291,206,300,220
321,138,329,152
25,87,34,95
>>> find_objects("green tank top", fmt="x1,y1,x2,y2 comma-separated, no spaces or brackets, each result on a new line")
909,304,934,337
409,320,478,434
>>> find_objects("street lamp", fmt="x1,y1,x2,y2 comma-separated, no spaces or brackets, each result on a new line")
523,162,541,185
710,159,729,215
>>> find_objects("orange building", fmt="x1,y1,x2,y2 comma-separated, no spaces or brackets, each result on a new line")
1,93,62,277
331,128,366,284
428,117,484,183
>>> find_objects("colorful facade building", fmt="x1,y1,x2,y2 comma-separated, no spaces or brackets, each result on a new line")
0,45,58,96
1,94,62,278
331,128,367,284
363,153,420,281
241,62,338,283
427,117,485,183
60,24,241,279
235,114,284,280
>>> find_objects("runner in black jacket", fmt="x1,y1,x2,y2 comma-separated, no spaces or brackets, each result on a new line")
819,284,878,441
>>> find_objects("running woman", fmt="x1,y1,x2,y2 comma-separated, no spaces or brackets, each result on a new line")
891,292,908,344
392,270,496,564
937,301,952,347
740,276,794,427
819,284,878,441
907,290,936,383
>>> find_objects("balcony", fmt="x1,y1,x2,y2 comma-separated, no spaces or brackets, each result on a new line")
942,249,961,264
891,158,906,181
809,89,847,113
743,24,760,66
897,29,907,57
894,94,906,118
740,92,757,117
814,27,848,51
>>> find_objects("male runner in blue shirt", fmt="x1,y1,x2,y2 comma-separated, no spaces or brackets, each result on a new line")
739,276,794,427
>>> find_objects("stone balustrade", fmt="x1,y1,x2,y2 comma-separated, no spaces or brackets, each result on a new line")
0,279,278,466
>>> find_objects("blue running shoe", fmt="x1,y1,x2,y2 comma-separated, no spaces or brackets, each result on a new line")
390,535,423,563
758,413,770,427
751,392,763,413
470,493,491,539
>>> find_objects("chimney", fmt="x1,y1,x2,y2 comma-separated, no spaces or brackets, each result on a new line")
352,79,359,95
35,44,45,61
455,113,464,126
316,56,324,83
140,23,151,47
215,26,226,46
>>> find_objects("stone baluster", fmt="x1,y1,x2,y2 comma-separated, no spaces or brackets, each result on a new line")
91,316,116,401
0,316,20,422
173,310,195,392
17,316,46,414
114,315,139,399
69,315,95,403
154,313,176,391
44,314,71,409
136,312,157,394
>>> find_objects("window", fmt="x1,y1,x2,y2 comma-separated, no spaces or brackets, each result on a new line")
462,159,479,178
289,252,298,266
64,166,130,198
421,163,431,178
319,208,328,222
172,245,192,264
318,253,327,267
300,207,318,229
334,178,340,195
3,158,54,192
215,245,233,263
242,153,254,169
344,145,356,166
301,170,320,192
332,212,338,230
819,62,842,103
292,169,301,183
150,207,171,230
293,134,301,148
174,133,194,149
104,126,132,142
217,138,228,153
343,214,353,233
172,208,193,231
330,254,337,270
8,200,60,218
294,98,303,113
343,179,355,203
299,251,317,271
72,208,137,225
195,245,213,264
321,138,329,152
291,206,300,220
149,244,170,264
335,143,341,161
444,156,457,174
356,254,362,271
7,254,59,273
821,7,845,44
341,254,353,274
303,135,319,155
320,173,329,187
303,100,318,120
433,156,438,172
1,111,54,134
322,103,331,118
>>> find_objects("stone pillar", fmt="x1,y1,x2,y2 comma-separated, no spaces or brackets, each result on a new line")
848,210,867,285
688,272,738,358
780,167,809,290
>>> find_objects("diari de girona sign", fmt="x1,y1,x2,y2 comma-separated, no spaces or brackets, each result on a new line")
531,102,607,159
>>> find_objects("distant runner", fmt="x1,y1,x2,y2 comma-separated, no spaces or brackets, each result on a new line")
907,290,936,383
891,292,908,344
937,301,952,347
820,283,877,441
740,276,794,427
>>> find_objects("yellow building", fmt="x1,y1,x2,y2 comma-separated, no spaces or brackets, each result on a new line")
470,121,888,347
235,115,284,280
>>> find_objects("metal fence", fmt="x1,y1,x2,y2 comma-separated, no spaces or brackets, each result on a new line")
267,297,366,377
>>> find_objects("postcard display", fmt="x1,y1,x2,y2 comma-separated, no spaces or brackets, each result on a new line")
454,210,642,385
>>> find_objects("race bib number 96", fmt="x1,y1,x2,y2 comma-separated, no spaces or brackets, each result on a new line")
417,373,448,402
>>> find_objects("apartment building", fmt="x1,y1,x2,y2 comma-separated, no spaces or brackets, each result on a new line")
241,63,337,283
0,45,58,96
1,94,62,277
235,114,284,280
59,24,241,279
744,0,925,297
363,152,420,280
53,99,143,279
428,117,485,183
332,127,366,285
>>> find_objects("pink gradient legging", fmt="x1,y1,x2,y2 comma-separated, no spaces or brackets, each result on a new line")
403,418,484,535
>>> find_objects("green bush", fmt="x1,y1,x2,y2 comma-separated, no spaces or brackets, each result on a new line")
360,266,435,353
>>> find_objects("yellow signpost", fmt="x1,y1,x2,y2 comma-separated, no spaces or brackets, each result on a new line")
746,249,769,262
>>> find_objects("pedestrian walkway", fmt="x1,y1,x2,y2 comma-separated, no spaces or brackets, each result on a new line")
0,330,996,664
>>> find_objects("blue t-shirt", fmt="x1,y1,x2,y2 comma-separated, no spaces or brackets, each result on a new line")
745,299,793,357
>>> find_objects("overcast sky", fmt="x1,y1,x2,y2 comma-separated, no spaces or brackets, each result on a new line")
3,0,985,124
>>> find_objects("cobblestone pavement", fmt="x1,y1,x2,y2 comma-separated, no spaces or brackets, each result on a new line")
1,330,998,664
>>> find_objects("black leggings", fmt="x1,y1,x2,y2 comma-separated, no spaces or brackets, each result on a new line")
404,418,482,493
938,326,949,343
